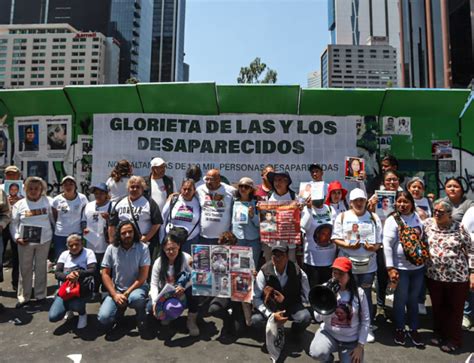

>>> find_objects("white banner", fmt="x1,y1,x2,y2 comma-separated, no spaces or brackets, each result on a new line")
92,114,359,188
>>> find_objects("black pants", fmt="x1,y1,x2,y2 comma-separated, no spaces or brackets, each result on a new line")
303,264,332,289
2,227,19,288
376,248,388,308
208,297,245,332
94,252,105,292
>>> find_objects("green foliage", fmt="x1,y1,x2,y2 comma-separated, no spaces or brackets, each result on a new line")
237,57,277,84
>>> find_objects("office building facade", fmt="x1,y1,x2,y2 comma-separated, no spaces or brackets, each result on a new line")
0,24,119,88
307,71,321,88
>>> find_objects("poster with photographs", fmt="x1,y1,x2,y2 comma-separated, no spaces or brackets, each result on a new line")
76,135,93,191
192,245,254,302
3,180,24,199
431,140,453,159
298,182,312,200
257,201,301,245
382,116,411,136
15,117,40,155
378,136,392,151
20,225,42,244
232,201,249,225
344,157,365,181
376,190,396,221
343,220,376,245
45,116,71,155
311,181,325,200
312,224,334,249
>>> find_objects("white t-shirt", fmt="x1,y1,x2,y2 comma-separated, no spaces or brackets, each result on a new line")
150,178,168,212
331,201,348,216
196,183,236,239
331,210,383,274
57,247,97,274
268,191,293,202
383,213,424,270
301,205,337,266
461,206,474,239
106,177,130,203
10,196,54,243
111,196,162,236
52,193,89,237
82,200,111,253
161,195,200,241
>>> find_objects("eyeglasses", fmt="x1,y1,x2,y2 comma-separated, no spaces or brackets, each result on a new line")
239,185,251,190
165,247,178,253
433,209,447,216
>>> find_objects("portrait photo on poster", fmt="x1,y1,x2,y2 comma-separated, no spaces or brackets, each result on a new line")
26,160,49,183
431,140,453,159
17,124,39,153
47,123,68,150
344,156,365,181
3,180,24,199
382,116,396,134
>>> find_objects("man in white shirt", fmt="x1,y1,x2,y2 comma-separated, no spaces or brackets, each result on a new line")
145,157,176,212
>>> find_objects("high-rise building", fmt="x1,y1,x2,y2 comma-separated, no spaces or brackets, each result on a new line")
1,0,154,83
150,0,186,82
307,71,321,88
0,24,120,89
321,40,398,89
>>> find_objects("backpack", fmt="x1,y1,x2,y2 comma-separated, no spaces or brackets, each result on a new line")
392,213,429,266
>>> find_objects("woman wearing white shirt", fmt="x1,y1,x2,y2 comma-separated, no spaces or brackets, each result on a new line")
52,176,88,261
11,176,54,308
383,191,425,347
106,159,132,203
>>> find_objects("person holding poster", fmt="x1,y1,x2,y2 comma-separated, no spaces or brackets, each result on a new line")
149,231,200,336
255,164,274,201
232,177,261,268
406,177,432,219
301,195,337,288
106,160,133,203
160,179,201,254
325,180,349,216
196,169,236,245
252,242,311,341
308,163,329,197
331,188,382,343
10,177,53,308
52,176,88,261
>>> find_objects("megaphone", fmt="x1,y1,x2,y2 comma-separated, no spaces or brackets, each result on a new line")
309,278,341,315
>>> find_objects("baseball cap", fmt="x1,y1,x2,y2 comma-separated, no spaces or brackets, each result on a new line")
150,157,166,168
90,182,108,193
309,163,323,172
349,188,367,201
5,165,20,174
271,241,289,253
332,257,352,272
61,175,76,185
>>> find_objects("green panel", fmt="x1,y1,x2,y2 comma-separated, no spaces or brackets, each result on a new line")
460,96,474,154
137,82,218,115
299,88,386,116
0,88,73,116
217,85,300,114
64,85,143,113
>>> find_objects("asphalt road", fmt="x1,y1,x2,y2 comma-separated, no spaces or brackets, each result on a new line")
0,268,473,363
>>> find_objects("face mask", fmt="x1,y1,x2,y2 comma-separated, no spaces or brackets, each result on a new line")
312,200,324,208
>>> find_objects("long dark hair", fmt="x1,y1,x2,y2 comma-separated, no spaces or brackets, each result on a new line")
346,270,363,324
393,190,415,215
444,177,465,197
111,160,132,182
159,233,184,287
114,220,140,247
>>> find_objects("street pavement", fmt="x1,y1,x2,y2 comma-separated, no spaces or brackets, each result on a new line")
0,268,473,363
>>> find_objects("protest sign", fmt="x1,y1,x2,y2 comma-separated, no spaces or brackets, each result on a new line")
191,245,253,302
92,114,358,187
257,201,301,245
344,157,365,181
376,190,396,221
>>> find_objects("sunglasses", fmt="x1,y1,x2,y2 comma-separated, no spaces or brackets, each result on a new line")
433,209,447,216
239,185,251,189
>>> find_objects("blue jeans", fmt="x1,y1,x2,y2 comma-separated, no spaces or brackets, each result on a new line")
310,328,361,363
464,291,473,318
53,234,68,262
236,238,261,268
49,295,86,322
353,272,375,320
393,268,425,330
417,266,427,304
181,235,200,255
97,284,149,327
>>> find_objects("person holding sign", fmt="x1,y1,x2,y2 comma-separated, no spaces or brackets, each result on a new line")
308,163,329,197
331,188,382,343
251,242,311,341
255,164,274,201
10,177,53,308
196,169,236,245
324,180,349,217
232,177,260,268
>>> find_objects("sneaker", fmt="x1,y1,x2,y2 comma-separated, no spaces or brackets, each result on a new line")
418,304,427,315
77,314,87,329
394,329,406,345
375,306,387,321
407,330,425,348
64,311,74,320
462,315,473,331
367,326,375,343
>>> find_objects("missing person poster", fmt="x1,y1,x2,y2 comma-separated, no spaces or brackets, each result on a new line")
191,244,253,302
375,190,396,221
344,156,365,181
431,140,453,159
257,201,301,245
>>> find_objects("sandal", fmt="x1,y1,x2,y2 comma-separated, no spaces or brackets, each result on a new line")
440,343,458,353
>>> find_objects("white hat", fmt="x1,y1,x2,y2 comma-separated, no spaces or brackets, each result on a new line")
150,157,166,168
349,188,367,201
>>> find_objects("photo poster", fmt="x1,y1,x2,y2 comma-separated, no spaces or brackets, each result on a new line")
3,180,24,198
76,135,93,192
232,201,249,225
431,140,453,159
311,181,325,200
20,224,42,244
375,190,396,221
382,116,411,136
344,156,365,182
298,182,312,201
343,220,376,245
191,244,254,302
14,115,72,185
378,136,392,151
257,201,301,245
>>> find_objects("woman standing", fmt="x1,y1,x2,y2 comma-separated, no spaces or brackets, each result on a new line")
52,176,88,261
106,160,133,203
11,177,54,308
149,232,199,336
383,191,425,347
160,179,200,254
441,177,473,223
406,177,432,219
424,199,474,353
324,180,348,216
232,177,260,268
309,257,370,363
48,234,97,329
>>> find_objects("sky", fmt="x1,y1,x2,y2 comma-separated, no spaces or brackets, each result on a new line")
184,0,329,86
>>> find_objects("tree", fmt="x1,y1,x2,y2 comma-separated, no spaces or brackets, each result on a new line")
237,57,277,84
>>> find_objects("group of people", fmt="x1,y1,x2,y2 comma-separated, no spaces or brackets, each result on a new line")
0,155,473,362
